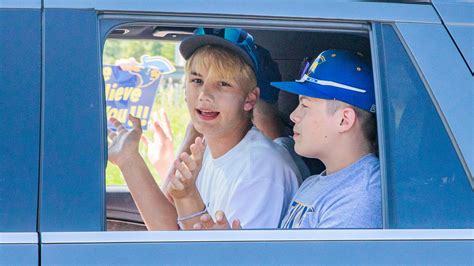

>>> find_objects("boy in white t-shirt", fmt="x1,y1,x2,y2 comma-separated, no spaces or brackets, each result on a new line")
107,28,300,230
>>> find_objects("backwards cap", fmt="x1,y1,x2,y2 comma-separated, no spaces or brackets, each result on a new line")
179,27,259,73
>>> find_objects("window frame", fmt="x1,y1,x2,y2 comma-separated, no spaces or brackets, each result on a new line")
100,15,388,235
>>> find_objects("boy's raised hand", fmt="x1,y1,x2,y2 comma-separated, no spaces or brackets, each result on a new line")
189,136,205,170
141,109,174,179
168,137,205,199
116,57,142,72
108,114,142,167
193,211,242,230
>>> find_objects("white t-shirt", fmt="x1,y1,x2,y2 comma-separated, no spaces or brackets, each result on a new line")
196,127,300,229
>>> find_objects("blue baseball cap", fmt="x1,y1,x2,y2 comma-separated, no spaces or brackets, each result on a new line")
271,49,376,113
179,27,259,73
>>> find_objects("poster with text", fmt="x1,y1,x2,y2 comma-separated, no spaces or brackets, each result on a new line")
104,55,175,130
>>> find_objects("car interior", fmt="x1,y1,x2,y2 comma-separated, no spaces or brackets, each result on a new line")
105,24,372,231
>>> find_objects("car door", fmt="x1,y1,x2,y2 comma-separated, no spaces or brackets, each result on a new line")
0,1,41,265
39,1,473,265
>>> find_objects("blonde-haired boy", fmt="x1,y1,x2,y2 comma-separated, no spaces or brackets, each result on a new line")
108,28,300,230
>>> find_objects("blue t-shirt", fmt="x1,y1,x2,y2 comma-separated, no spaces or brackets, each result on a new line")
280,153,382,229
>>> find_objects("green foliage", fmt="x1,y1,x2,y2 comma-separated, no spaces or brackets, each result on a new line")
104,40,189,186
103,39,176,64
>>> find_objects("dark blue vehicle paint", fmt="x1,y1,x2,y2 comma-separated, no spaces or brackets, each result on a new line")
0,6,41,264
0,244,38,266
0,9,41,232
42,240,473,265
396,22,473,183
1,1,472,265
375,23,473,228
41,9,105,232
432,0,474,73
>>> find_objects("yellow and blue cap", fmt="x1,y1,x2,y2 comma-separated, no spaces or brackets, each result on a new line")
271,49,376,113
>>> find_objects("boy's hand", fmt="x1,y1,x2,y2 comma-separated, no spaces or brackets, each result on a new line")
189,136,205,172
161,122,202,203
108,114,142,168
168,137,205,199
193,211,242,230
141,109,174,179
116,57,142,72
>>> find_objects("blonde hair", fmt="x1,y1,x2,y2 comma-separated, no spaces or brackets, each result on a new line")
326,100,378,153
185,45,257,93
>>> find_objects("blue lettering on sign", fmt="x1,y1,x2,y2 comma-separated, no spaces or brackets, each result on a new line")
104,55,175,130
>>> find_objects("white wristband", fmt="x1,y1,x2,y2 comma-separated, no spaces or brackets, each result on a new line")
177,206,207,228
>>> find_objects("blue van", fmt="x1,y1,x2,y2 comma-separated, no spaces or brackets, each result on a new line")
1,0,473,265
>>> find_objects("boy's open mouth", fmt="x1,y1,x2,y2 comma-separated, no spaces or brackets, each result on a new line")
196,109,220,121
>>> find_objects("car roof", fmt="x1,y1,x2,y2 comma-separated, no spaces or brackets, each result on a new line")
432,0,474,74
40,0,440,24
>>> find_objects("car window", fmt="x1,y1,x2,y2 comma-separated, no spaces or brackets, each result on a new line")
103,25,381,231
376,24,473,228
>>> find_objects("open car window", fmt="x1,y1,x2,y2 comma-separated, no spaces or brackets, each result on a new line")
104,24,378,231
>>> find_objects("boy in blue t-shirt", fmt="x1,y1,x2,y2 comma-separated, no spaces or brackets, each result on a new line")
194,49,382,229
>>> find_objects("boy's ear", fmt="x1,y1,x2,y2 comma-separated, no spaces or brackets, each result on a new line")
244,87,260,111
338,107,357,132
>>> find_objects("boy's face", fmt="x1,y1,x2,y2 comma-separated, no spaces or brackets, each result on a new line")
290,96,339,159
185,65,255,138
